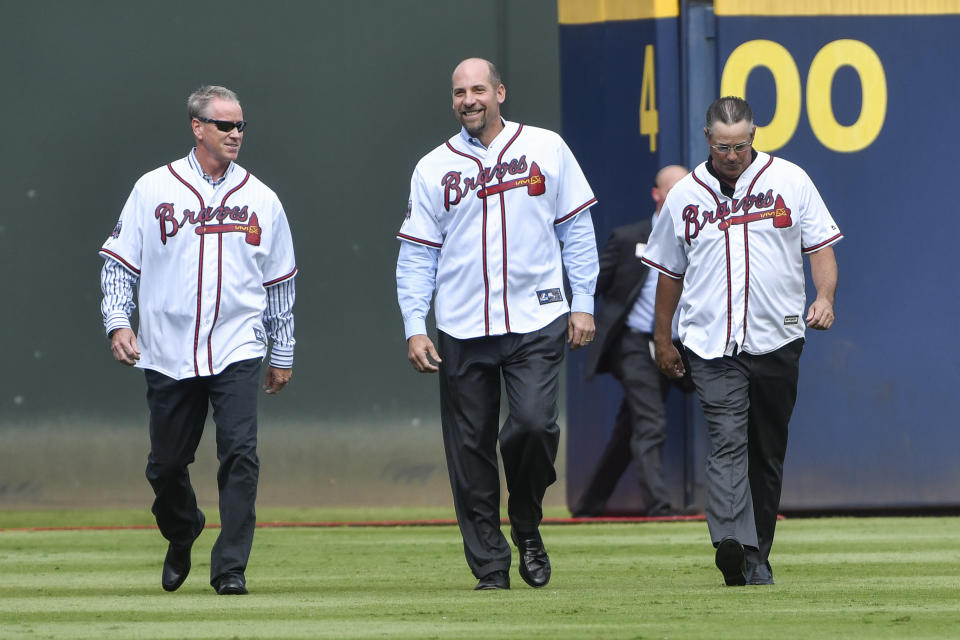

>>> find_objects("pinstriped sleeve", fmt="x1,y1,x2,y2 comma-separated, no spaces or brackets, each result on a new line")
263,276,296,368
100,257,138,337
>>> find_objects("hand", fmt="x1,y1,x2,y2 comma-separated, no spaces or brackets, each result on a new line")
567,311,595,350
110,328,140,366
264,366,292,394
407,334,441,373
806,298,835,330
654,339,686,380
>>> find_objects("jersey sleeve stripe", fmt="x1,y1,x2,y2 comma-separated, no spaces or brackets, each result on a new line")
264,267,298,287
99,249,141,275
640,256,683,279
397,233,443,249
802,233,843,253
555,197,598,225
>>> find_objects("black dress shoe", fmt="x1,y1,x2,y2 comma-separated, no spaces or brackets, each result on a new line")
215,573,248,595
161,543,192,592
511,528,551,588
161,513,205,592
714,536,746,586
474,570,510,590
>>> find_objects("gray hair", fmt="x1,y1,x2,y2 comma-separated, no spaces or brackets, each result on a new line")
187,85,240,120
705,96,754,135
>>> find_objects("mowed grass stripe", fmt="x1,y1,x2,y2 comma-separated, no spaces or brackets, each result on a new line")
1,516,958,639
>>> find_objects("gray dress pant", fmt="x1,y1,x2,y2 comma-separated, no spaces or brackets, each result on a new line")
686,338,803,568
437,314,566,579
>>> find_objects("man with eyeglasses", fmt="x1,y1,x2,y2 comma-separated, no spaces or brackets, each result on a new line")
99,85,297,596
641,96,842,586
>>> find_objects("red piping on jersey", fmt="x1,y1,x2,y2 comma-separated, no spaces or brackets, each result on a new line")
397,232,442,249
494,124,524,333
555,197,597,225
739,157,773,347
445,140,491,335
691,169,733,349
639,257,683,279
167,163,207,377
265,266,298,287
99,249,141,275
803,233,843,253
203,172,251,375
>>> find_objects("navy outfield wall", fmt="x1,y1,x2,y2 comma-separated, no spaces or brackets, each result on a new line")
558,0,696,515
561,0,960,513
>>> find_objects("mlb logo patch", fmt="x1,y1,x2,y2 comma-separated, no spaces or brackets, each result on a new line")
536,288,563,305
254,328,266,343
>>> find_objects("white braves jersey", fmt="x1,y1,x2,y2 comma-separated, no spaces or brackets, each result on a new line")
100,156,297,379
641,152,842,359
397,121,596,339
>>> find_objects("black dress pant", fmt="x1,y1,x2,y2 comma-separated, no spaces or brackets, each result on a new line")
437,314,566,579
144,357,261,585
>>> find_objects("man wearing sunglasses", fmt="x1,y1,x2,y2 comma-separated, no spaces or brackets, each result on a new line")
98,85,297,596
641,96,842,587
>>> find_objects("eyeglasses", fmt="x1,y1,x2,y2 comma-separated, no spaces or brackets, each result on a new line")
710,139,752,154
196,116,247,132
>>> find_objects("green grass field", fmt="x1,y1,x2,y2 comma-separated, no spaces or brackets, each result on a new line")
1,509,958,639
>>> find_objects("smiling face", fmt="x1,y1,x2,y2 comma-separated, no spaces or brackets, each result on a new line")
191,97,244,177
705,119,755,185
451,58,505,147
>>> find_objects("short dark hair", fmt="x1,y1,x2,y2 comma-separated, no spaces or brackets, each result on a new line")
705,96,754,135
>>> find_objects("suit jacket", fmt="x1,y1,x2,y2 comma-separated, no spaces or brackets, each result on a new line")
586,217,657,378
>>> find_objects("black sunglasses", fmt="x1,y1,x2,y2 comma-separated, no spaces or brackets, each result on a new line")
196,116,247,132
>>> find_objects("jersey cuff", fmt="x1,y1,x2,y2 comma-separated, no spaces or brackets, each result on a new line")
570,294,594,316
269,344,294,369
104,312,132,337
404,317,428,340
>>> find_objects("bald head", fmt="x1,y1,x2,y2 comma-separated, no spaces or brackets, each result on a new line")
653,165,688,214
452,58,502,89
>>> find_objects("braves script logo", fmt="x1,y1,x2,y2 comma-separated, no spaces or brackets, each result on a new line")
682,190,793,244
155,204,260,246
442,156,545,210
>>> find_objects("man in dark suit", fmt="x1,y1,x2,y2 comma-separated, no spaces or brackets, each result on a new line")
573,165,689,518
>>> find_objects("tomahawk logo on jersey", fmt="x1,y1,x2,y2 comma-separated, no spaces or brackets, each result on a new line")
397,121,596,339
641,151,842,359
100,155,297,380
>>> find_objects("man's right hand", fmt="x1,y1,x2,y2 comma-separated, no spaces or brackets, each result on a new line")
110,328,141,366
654,338,685,380
407,334,441,373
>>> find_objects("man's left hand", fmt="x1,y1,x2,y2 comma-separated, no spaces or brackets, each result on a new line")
568,311,595,350
264,366,292,394
806,298,835,330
